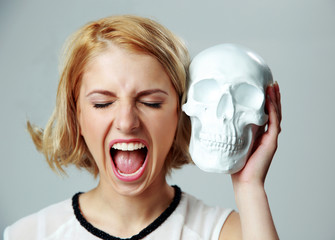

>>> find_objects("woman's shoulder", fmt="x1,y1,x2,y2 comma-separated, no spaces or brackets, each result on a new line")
164,191,233,239
4,197,75,240
181,191,233,222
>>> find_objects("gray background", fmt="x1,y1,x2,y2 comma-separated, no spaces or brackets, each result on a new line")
1,0,334,239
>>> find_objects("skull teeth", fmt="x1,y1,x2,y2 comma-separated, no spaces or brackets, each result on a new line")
199,132,244,152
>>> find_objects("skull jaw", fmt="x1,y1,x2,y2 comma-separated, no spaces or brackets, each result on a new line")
189,124,259,174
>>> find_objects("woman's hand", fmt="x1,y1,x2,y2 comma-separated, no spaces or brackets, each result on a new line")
231,81,282,188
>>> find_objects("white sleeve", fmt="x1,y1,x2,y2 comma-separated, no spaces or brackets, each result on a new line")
182,193,234,240
3,199,73,240
3,212,40,240
211,208,234,240
3,227,9,240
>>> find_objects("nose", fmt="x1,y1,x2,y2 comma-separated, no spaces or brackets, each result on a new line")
216,93,234,121
114,102,140,133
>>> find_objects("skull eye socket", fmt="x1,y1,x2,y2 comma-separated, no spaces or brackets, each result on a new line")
193,79,220,103
233,83,264,109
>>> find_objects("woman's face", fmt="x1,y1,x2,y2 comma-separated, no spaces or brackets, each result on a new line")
77,45,179,196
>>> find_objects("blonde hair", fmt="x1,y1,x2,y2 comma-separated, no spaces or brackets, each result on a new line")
28,15,192,176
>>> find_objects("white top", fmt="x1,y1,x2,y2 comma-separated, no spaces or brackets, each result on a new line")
4,192,233,240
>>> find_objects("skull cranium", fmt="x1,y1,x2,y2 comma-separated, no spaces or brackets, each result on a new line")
183,44,273,174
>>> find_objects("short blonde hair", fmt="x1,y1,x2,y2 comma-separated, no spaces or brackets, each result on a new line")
28,15,192,176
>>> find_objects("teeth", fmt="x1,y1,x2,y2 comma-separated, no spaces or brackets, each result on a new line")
199,132,244,153
112,142,145,151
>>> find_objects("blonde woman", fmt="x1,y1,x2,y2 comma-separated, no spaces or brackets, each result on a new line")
4,15,281,239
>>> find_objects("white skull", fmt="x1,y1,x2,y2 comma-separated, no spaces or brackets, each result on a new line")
183,44,273,174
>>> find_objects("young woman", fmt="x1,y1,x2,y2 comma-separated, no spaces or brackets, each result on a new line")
4,15,281,239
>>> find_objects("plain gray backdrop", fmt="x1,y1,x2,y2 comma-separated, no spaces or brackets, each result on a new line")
1,0,335,239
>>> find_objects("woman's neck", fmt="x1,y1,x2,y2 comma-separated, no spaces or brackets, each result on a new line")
79,177,174,238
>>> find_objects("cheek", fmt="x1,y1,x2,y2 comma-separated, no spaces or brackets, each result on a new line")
79,109,95,137
79,108,109,160
151,106,179,153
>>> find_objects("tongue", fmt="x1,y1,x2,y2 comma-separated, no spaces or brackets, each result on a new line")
113,150,145,174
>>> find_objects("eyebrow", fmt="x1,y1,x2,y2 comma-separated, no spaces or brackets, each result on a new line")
137,89,169,97
86,90,116,97
86,89,168,97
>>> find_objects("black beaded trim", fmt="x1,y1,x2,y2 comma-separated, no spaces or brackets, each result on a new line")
72,185,181,240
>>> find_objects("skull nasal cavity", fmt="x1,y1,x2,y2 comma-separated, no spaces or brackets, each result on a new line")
216,94,234,119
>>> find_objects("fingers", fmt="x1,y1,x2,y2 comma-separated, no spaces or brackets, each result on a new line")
266,82,282,135
274,81,282,123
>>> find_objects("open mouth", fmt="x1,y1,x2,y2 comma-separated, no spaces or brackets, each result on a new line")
110,141,148,181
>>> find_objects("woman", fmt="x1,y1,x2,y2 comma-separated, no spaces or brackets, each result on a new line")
4,15,281,239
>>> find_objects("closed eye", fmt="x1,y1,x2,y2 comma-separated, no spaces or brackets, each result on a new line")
93,102,114,109
141,102,162,109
